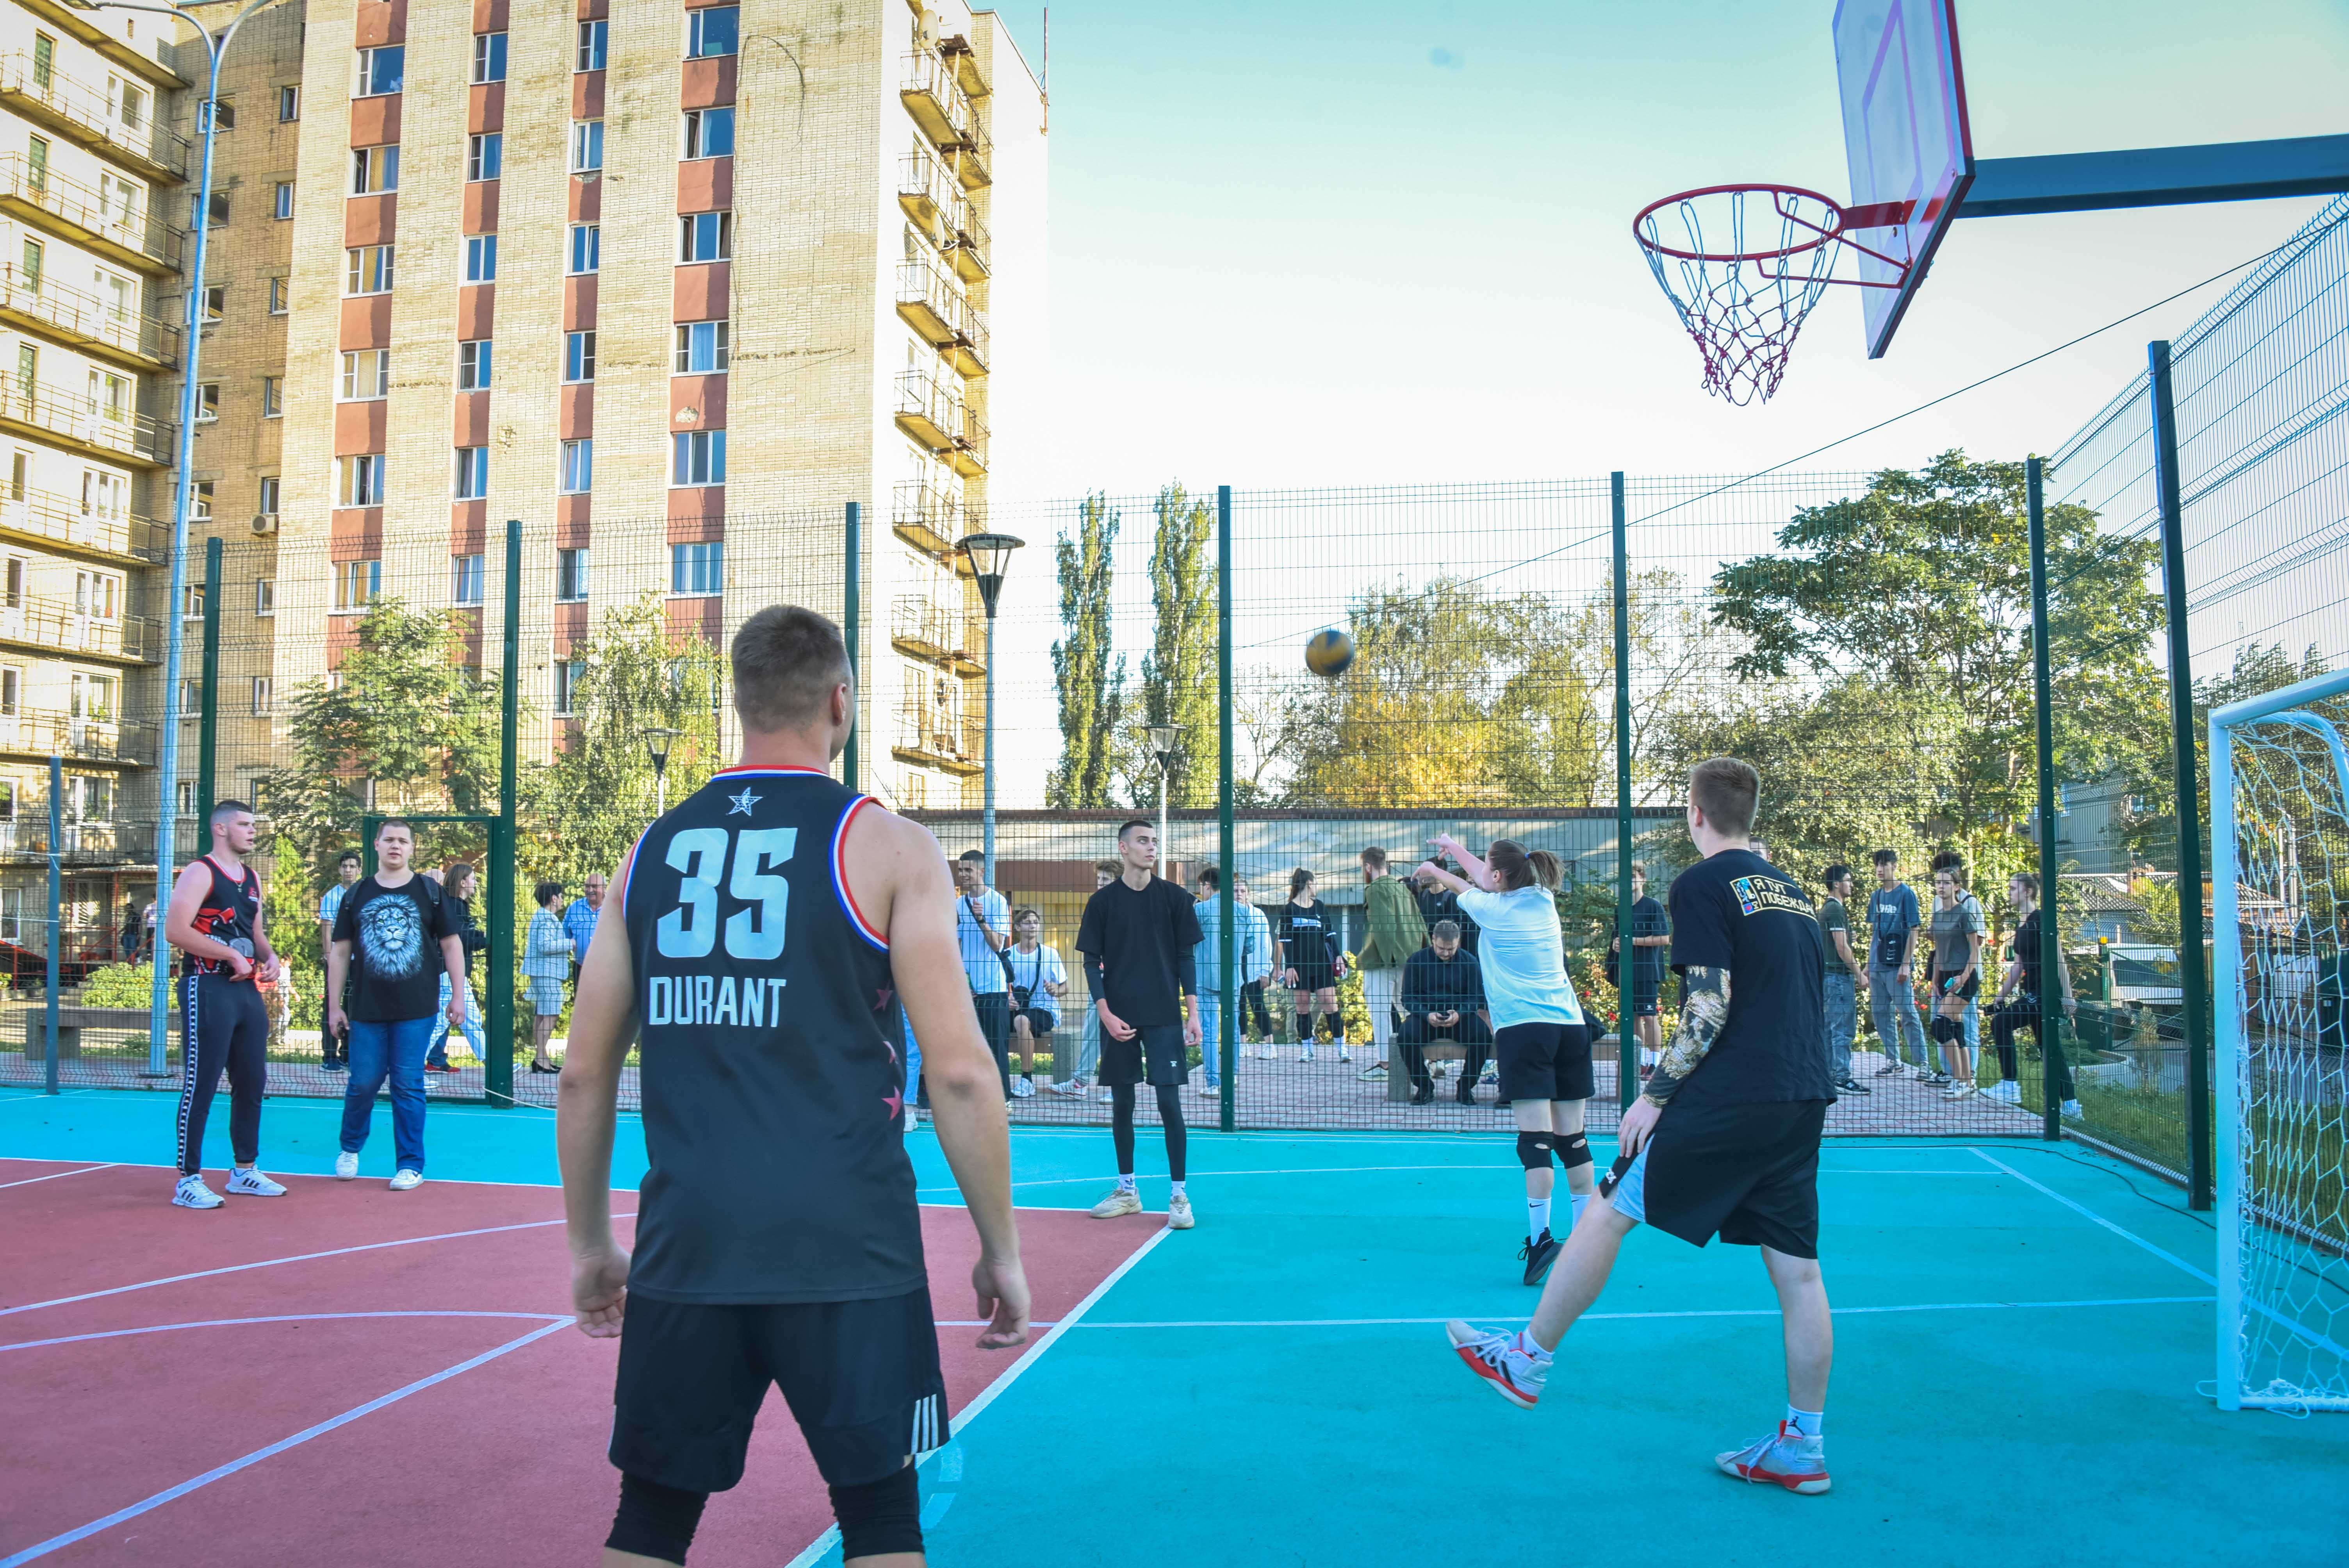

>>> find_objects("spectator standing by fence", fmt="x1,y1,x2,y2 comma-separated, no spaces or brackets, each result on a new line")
1356,846,1429,1087
1278,868,1348,1062
1926,857,1986,1098
327,819,464,1190
1046,861,1121,1101
954,849,1014,1104
1987,871,2078,1114
315,850,362,1071
1609,862,1671,1079
1817,865,1866,1095
1192,868,1235,1096
1006,906,1065,1098
1865,850,1929,1078
525,882,574,1074
1233,874,1276,1050
563,873,604,994
424,862,488,1074
1398,920,1492,1104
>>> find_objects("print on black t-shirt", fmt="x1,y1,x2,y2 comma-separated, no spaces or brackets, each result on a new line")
332,876,457,1022
1666,848,1832,1108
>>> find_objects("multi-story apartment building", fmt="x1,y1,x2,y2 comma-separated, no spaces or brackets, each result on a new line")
175,0,1046,822
0,1,190,964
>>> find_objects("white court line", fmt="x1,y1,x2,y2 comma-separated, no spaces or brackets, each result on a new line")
0,1319,569,1567
0,1163,114,1190
1067,1296,2214,1329
1,1309,567,1354
915,1165,1999,1196
0,1212,635,1319
782,1224,1176,1568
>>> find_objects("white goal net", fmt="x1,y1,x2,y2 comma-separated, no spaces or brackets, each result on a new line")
2211,672,2349,1411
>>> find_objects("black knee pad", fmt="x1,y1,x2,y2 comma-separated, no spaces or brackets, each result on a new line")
608,1473,709,1565
1516,1131,1555,1171
1930,1014,1962,1045
1557,1131,1592,1170
829,1462,923,1563
1321,1012,1342,1040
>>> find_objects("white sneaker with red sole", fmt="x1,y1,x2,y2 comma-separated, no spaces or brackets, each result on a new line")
1443,1320,1547,1409
1714,1422,1831,1494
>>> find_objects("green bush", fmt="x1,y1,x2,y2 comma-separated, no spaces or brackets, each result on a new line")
78,962,153,1009
282,962,322,1030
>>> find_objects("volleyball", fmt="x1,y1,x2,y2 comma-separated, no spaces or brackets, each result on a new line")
1304,627,1356,677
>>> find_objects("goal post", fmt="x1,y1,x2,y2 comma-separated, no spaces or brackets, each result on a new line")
2210,665,2349,1413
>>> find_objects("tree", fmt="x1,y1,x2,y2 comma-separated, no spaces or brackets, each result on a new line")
1047,492,1126,809
1133,483,1219,807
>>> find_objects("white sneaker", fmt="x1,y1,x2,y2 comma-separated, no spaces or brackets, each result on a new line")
388,1169,424,1191
1444,1320,1548,1409
1479,1064,1499,1085
1946,1082,1979,1101
172,1174,223,1210
1987,1080,2021,1103
1095,1087,1114,1103
1167,1192,1195,1229
1301,1045,1315,1062
334,1151,359,1180
226,1167,286,1197
1338,1045,1353,1063
1011,1077,1036,1098
2061,1099,2083,1117
1044,1080,1083,1096
1359,1062,1386,1080
1089,1186,1143,1219
904,1105,922,1130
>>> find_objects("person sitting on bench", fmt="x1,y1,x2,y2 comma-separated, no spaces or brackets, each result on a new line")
1399,921,1493,1105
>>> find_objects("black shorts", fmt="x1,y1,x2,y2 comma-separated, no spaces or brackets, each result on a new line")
1289,963,1334,994
1933,968,1981,1002
610,1287,946,1492
1628,1098,1829,1259
1010,1007,1058,1038
1100,1021,1187,1088
1631,990,1660,1019
1494,1021,1593,1103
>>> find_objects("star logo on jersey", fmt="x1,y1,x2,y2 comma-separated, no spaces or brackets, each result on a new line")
726,786,761,817
883,1089,904,1120
875,986,895,1014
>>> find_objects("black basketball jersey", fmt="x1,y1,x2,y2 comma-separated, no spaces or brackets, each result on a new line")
1279,901,1338,968
620,765,920,1305
187,855,260,979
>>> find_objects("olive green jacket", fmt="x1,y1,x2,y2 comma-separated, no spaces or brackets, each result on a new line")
1356,873,1429,970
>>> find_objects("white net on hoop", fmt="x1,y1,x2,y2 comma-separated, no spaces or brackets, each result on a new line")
1636,188,1843,406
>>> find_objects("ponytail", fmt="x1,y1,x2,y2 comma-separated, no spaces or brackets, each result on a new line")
1486,839,1561,893
1289,866,1314,897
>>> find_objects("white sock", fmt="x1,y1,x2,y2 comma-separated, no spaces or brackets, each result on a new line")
1170,1180,1186,1199
1116,1173,1136,1193
1527,1195,1551,1239
1785,1404,1823,1438
1513,1329,1552,1362
1569,1191,1590,1227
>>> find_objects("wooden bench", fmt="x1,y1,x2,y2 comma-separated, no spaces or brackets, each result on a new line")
21,1006,176,1059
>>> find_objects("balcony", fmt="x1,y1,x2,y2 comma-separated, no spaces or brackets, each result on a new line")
899,49,971,151
0,814,150,864
891,479,969,563
0,380,173,467
890,594,986,675
0,153,182,276
895,255,986,376
893,365,964,454
0,707,149,766
0,597,161,665
946,399,988,478
891,698,984,778
938,35,990,100
0,489,166,565
0,260,176,370
0,52,190,182
950,117,991,191
897,144,957,238
948,201,989,283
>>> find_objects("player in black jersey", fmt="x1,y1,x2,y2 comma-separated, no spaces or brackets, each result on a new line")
162,801,283,1210
559,606,1028,1568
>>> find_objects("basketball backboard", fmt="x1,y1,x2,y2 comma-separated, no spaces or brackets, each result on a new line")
1833,0,1975,356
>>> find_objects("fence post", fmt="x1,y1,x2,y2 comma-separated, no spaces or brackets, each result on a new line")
2149,342,2213,1210
487,517,520,1109
197,536,221,823
1613,472,1637,1114
45,752,60,1094
2026,458,2067,1141
843,500,860,792
1217,484,1235,1134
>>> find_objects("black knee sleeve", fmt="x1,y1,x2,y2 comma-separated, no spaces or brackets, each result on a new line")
829,1463,923,1562
1557,1131,1592,1170
607,1473,709,1564
1320,1011,1342,1040
1930,1014,1962,1045
1516,1131,1554,1171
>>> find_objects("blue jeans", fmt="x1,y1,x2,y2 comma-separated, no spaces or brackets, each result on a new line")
341,1015,432,1173
1072,1007,1101,1083
1197,996,1221,1086
1822,969,1857,1082
425,973,485,1067
1868,967,1929,1067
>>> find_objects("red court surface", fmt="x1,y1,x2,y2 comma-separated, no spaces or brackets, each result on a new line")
0,1159,1156,1567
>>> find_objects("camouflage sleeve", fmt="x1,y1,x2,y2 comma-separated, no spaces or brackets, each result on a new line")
1641,966,1730,1107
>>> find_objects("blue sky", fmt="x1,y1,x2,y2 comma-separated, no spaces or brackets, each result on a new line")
984,0,2349,494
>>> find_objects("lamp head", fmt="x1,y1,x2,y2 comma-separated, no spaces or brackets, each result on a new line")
1144,722,1182,767
643,726,680,768
957,532,1024,617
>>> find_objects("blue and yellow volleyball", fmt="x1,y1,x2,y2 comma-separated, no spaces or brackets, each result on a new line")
1304,627,1356,677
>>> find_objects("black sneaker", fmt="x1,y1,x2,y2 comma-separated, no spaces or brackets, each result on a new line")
1873,1060,1905,1076
1836,1076,1871,1096
1923,1071,1952,1087
1412,1080,1434,1105
1518,1229,1564,1287
1455,1081,1476,1106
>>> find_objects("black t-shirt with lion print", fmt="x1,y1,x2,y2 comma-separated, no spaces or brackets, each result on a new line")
331,875,456,1022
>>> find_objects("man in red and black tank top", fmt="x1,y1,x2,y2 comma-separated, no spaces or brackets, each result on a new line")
162,800,283,1210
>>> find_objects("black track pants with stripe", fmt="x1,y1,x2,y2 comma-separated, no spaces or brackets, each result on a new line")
177,973,269,1175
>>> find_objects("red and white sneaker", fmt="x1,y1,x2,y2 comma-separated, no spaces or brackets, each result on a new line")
1444,1320,1548,1409
1714,1422,1831,1494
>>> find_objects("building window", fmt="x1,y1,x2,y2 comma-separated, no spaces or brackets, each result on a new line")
261,376,282,417
255,576,274,615
268,276,288,313
577,19,608,71
208,97,235,132
672,429,726,486
472,32,508,84
679,211,733,263
251,676,272,715
192,191,229,227
452,552,485,605
20,238,39,293
560,438,593,494
109,76,148,132
351,143,399,194
457,339,492,390
556,547,590,602
355,46,405,98
31,34,52,93
670,540,724,595
337,453,386,507
75,570,119,620
569,224,600,274
7,452,25,500
192,480,213,519
333,558,382,610
182,583,205,620
454,446,489,500
345,244,394,295
464,234,498,283
571,120,604,173
195,382,219,421
201,285,225,321
554,659,586,715
26,135,47,194
565,330,595,382
278,84,299,121
686,6,739,59
467,132,502,182
340,348,390,399
258,476,280,514
274,181,293,220
683,107,734,160
676,320,729,373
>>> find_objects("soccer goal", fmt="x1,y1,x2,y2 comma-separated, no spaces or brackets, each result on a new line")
2210,666,2349,1412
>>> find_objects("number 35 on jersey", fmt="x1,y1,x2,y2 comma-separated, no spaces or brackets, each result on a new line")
645,826,797,1030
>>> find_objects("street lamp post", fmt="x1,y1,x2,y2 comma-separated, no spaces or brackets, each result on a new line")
86,0,287,1075
1144,723,1182,879
643,727,681,817
957,532,1023,879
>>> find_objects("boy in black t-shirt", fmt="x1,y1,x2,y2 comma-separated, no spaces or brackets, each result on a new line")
1444,757,1837,1497
1076,818,1203,1230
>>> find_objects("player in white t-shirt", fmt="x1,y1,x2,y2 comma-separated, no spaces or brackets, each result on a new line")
1413,834,1594,1286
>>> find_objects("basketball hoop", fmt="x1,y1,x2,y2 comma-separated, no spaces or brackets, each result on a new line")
1633,184,1914,405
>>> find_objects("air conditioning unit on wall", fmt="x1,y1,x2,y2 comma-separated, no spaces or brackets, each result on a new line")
250,513,277,536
